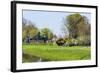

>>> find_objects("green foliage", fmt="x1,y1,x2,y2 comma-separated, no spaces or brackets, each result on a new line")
56,38,66,46
22,44,91,62
77,36,91,46
22,19,39,42
63,13,91,46
40,28,53,40
64,13,90,39
66,13,82,38
65,36,90,46
65,38,77,46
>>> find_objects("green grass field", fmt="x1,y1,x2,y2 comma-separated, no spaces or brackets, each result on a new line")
22,44,91,63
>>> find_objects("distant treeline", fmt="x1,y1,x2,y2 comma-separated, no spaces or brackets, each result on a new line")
22,13,91,46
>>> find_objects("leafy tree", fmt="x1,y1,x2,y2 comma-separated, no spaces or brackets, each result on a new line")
77,16,90,37
66,13,81,38
63,13,91,46
64,13,90,39
22,19,38,42
40,28,53,40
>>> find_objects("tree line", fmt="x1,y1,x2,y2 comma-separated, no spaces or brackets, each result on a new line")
62,13,91,46
22,13,91,46
22,18,54,43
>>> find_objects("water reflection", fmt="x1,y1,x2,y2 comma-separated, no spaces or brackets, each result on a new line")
22,53,48,63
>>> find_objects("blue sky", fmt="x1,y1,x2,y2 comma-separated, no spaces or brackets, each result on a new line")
23,10,91,38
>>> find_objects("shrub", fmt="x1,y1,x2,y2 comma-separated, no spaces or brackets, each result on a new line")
65,38,80,46
56,38,66,46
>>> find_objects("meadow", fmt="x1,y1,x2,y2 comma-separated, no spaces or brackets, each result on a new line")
22,44,91,63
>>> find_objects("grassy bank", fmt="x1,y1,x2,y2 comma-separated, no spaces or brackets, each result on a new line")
22,44,91,63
